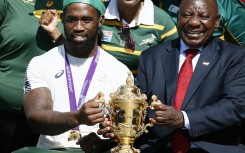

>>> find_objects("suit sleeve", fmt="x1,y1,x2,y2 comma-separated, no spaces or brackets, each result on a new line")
136,53,148,95
186,47,245,137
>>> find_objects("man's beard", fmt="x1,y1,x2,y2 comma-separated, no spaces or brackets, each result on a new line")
64,30,97,53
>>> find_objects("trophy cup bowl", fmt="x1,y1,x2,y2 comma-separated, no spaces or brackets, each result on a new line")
108,72,151,153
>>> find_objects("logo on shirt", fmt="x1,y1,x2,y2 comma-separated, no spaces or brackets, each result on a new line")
55,70,64,78
22,0,35,5
139,34,156,46
202,62,210,66
101,30,113,42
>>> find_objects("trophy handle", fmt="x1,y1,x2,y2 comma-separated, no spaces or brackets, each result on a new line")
96,92,110,116
140,95,163,132
140,95,160,133
144,123,153,133
149,95,161,110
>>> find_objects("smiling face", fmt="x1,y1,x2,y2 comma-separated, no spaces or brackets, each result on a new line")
62,3,104,56
177,0,220,48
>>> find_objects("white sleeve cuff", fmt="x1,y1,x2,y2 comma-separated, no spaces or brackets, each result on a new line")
181,111,191,130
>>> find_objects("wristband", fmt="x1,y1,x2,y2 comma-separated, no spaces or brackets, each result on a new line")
52,33,63,45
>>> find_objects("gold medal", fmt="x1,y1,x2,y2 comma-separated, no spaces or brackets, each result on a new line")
68,130,81,141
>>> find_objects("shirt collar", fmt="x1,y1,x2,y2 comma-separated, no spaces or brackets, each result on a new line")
104,0,154,27
180,39,203,55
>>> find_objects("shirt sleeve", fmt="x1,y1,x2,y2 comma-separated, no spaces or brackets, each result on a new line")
24,57,49,93
182,111,191,129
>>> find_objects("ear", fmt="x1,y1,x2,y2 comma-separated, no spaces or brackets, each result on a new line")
99,15,105,27
214,14,221,29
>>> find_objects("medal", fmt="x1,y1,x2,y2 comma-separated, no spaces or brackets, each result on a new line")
68,130,81,141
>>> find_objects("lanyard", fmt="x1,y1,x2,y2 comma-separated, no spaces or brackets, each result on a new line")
65,46,99,130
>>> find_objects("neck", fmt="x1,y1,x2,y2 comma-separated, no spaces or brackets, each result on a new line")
118,1,143,24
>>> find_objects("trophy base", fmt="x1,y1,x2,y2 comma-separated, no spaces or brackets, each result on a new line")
111,144,140,153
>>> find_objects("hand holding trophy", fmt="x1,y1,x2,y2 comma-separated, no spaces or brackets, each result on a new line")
97,72,160,153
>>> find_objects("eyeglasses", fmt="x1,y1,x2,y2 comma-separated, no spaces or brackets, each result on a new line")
121,24,135,51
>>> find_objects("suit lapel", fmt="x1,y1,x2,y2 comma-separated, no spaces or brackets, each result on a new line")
181,38,220,109
162,40,180,105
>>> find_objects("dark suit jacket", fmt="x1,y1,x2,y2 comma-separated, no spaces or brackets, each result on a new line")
136,37,245,153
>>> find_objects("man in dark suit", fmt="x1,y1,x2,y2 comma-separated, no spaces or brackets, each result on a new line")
97,0,245,152
135,0,245,152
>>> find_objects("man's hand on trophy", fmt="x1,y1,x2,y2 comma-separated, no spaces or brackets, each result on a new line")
149,104,184,129
97,118,117,140
96,91,110,116
76,132,104,153
77,93,104,126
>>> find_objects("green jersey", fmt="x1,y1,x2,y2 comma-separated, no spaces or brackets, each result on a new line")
101,3,178,75
0,0,64,112
219,0,245,47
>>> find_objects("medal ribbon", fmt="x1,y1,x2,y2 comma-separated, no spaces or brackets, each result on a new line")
65,46,100,131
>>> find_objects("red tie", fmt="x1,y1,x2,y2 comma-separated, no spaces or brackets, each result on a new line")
171,49,199,153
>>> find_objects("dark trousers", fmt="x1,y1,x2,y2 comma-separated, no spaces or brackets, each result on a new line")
0,109,39,153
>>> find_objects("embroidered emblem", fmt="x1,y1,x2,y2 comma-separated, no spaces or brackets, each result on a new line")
22,0,35,5
139,34,156,46
202,62,210,66
101,30,113,42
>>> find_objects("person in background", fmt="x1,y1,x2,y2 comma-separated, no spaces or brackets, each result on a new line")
100,0,178,75
98,0,245,152
39,0,178,76
23,0,130,152
0,0,64,152
152,0,245,47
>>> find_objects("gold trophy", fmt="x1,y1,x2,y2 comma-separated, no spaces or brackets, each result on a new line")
98,72,159,153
